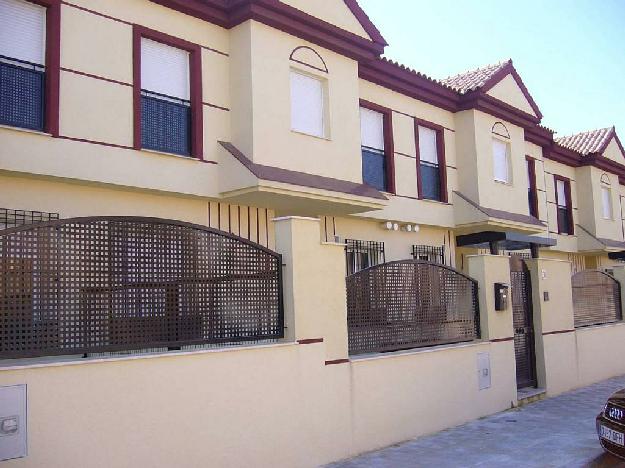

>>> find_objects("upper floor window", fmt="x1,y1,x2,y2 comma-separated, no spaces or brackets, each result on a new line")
140,38,191,156
602,186,613,220
555,176,573,235
493,139,510,183
416,124,446,202
360,103,394,192
0,0,46,131
290,70,325,138
526,157,539,218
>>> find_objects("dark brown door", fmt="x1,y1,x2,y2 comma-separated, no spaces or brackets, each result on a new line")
510,256,537,389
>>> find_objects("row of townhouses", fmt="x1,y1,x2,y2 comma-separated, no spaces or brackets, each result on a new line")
0,0,624,466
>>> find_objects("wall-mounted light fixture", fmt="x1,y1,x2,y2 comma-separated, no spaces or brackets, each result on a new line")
381,221,399,231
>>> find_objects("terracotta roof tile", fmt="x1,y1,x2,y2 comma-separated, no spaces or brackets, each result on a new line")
555,127,614,156
441,60,511,94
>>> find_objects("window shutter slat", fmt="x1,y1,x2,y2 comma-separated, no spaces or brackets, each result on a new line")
418,126,438,164
493,140,509,182
360,107,384,151
0,0,46,65
556,180,567,206
141,38,190,100
290,71,324,137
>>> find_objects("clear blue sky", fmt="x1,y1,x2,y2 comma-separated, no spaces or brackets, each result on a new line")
358,0,625,138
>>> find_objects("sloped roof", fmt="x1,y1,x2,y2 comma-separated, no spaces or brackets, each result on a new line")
441,60,511,94
555,127,614,156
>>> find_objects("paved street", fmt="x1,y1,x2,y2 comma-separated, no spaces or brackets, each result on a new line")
329,375,625,468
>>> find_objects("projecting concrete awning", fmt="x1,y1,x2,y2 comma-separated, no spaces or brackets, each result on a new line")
456,231,556,258
217,142,387,216
577,225,625,255
453,191,546,235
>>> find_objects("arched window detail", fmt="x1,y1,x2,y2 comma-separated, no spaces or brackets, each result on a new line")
600,173,611,186
289,46,328,73
492,122,510,139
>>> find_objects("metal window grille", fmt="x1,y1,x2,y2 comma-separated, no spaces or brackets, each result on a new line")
345,239,385,276
506,251,532,260
0,217,284,359
346,260,480,355
0,208,59,230
411,245,446,264
419,161,441,201
361,148,387,192
141,90,191,156
0,56,45,131
572,270,622,328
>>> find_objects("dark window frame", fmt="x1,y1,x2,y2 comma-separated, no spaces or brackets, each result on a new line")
554,174,574,235
415,118,447,203
0,0,60,135
526,156,539,218
359,99,395,194
133,25,204,159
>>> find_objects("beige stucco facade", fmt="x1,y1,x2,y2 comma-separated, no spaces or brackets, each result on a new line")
2,0,625,465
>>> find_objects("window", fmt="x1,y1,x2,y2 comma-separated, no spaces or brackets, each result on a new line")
411,245,446,265
134,26,202,159
555,177,573,235
290,71,324,137
602,186,613,220
345,239,385,276
417,124,446,201
140,38,191,156
0,0,46,131
493,139,510,183
360,103,393,192
526,157,539,217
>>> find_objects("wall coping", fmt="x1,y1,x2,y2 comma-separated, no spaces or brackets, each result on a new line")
0,341,297,372
350,340,489,363
272,216,320,223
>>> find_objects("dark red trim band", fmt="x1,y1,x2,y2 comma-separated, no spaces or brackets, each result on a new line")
29,0,61,136
132,25,204,159
61,68,132,87
542,329,575,336
490,337,514,342
297,338,324,345
325,358,350,365
360,99,396,194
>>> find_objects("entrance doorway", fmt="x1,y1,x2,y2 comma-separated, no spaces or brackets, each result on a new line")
510,256,537,389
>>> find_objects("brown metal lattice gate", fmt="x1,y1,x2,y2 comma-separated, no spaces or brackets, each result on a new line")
346,260,480,355
572,270,622,328
0,217,284,358
510,256,537,389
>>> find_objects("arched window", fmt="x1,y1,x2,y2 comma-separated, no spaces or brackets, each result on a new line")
492,122,510,139
600,173,613,219
289,46,328,73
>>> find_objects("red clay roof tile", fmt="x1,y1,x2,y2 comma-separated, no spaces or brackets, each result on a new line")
555,127,614,156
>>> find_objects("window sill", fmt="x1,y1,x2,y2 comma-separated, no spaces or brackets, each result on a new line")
290,129,331,141
141,148,202,162
0,124,50,137
418,197,449,205
494,179,512,186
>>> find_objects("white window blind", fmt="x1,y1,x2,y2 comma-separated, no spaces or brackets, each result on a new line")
602,186,612,219
0,0,46,65
360,107,384,151
141,38,190,100
556,179,567,207
418,126,438,164
290,71,324,137
492,139,509,183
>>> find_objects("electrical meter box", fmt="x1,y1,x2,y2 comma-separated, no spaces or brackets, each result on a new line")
0,385,27,461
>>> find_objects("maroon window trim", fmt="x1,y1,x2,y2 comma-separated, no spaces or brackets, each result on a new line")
526,156,539,218
359,99,395,194
554,174,574,235
28,0,60,136
414,118,448,203
132,25,204,159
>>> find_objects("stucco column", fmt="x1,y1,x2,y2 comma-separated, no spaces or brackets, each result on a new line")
525,258,576,394
466,254,513,341
273,216,348,362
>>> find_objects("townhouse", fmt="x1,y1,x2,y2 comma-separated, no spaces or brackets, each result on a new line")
1,0,625,466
